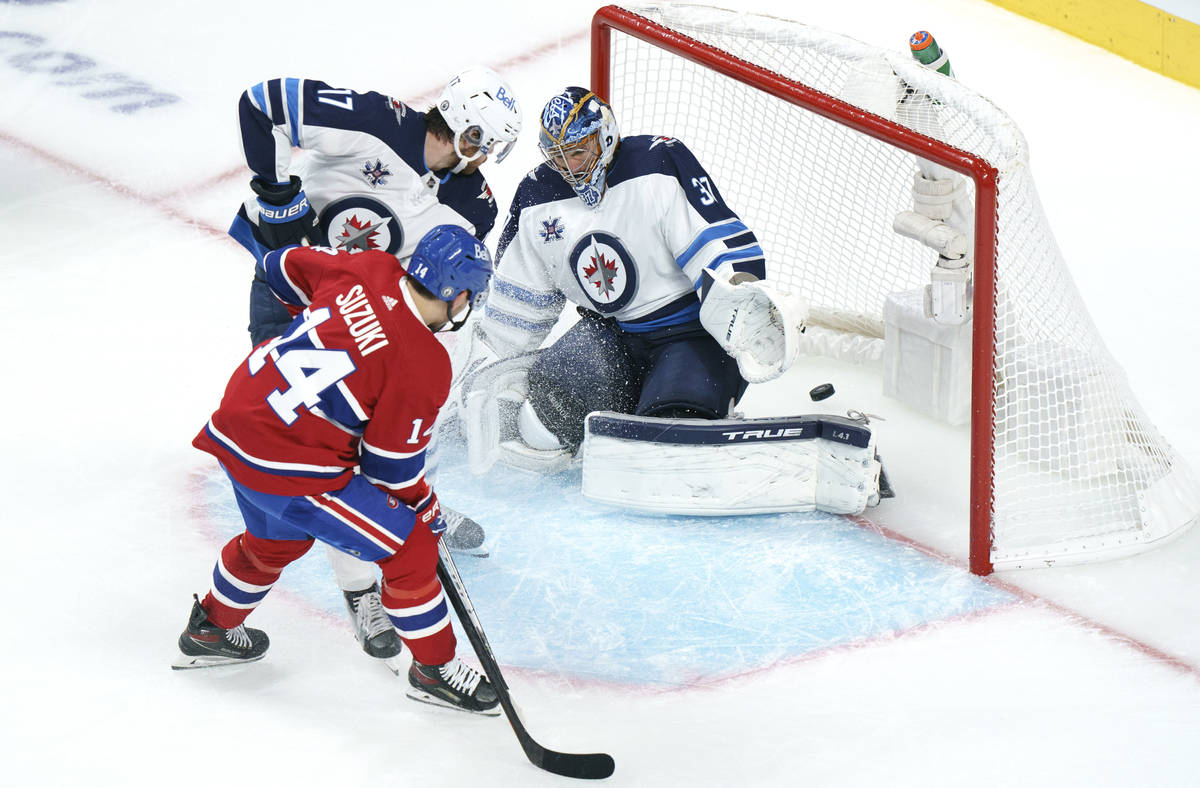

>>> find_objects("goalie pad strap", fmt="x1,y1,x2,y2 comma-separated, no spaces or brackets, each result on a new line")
582,412,881,516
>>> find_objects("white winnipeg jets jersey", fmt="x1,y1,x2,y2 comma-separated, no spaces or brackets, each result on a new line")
481,135,766,355
229,77,497,268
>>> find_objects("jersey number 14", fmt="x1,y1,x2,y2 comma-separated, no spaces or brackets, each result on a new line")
247,308,356,425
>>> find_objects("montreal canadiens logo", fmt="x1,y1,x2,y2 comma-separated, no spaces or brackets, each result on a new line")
319,196,402,255
570,232,637,313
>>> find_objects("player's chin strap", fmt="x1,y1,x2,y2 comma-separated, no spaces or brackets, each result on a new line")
697,270,809,383
440,292,483,332
581,411,885,515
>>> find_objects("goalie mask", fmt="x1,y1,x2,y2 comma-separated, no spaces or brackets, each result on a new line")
538,87,620,209
406,225,493,331
438,66,522,170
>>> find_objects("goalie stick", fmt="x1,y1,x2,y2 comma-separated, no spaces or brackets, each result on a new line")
436,542,616,780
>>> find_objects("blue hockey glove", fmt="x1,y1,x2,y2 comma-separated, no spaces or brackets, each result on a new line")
251,175,320,249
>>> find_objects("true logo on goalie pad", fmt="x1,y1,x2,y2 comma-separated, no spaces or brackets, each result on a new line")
569,231,637,313
587,413,873,448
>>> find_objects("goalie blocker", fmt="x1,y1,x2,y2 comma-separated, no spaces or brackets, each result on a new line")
581,412,883,516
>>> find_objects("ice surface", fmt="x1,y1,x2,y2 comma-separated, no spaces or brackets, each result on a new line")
3,1,1199,786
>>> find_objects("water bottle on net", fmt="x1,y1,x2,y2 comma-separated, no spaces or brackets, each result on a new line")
909,30,954,77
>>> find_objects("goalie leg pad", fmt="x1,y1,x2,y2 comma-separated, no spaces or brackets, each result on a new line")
635,331,747,419
581,412,882,515
526,315,641,450
460,353,538,474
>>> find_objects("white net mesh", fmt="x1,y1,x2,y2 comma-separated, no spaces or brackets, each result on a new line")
604,3,1198,569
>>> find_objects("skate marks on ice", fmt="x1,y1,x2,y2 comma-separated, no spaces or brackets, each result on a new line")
192,459,1013,687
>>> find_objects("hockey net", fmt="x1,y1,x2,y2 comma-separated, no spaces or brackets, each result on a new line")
592,3,1199,573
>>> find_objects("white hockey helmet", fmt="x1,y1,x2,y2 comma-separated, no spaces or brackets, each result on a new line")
437,66,522,168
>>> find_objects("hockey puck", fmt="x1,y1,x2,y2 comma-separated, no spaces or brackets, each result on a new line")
809,383,835,402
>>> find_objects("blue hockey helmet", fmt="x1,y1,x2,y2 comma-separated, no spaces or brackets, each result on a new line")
538,87,620,209
406,225,493,330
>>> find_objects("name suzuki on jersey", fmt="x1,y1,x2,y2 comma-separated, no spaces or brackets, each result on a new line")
334,285,389,357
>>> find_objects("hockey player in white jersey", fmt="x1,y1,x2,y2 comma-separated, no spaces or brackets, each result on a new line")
452,86,806,472
226,66,521,665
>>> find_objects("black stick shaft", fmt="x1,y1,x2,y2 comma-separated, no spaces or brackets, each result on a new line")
436,544,615,780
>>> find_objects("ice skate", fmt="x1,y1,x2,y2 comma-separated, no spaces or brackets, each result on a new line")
173,595,269,669
441,506,488,557
406,657,501,715
343,583,403,659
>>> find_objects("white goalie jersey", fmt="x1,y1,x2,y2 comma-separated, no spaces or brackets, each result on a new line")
480,135,768,355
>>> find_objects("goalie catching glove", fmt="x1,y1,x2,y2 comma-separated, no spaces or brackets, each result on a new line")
698,270,808,383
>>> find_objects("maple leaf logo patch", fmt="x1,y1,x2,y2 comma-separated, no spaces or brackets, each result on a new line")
569,232,637,314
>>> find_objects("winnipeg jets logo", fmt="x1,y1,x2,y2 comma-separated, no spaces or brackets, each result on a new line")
319,196,403,255
388,96,407,122
569,232,637,313
584,251,619,296
335,214,392,251
540,218,564,243
361,159,392,187
649,135,678,149
541,94,575,137
477,183,494,204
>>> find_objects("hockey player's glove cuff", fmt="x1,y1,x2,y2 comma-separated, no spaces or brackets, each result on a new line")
251,175,320,250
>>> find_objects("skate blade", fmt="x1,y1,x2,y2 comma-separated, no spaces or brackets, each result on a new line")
404,687,501,716
384,655,405,677
171,652,265,670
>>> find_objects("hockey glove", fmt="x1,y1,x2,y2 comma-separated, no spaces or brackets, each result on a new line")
699,270,808,384
411,491,445,535
251,175,321,249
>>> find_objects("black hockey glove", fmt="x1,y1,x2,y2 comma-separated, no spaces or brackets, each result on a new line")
251,175,321,249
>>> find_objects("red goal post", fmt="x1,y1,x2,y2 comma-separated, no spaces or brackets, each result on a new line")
589,3,1199,574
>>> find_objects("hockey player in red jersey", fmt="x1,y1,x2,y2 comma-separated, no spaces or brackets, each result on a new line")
174,225,500,715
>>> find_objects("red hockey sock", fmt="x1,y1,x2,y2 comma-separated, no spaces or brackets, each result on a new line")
378,524,456,665
203,532,312,629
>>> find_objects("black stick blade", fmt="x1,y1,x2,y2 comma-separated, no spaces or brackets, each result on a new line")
533,748,616,780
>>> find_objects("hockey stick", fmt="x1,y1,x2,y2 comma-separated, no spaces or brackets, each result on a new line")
436,542,616,780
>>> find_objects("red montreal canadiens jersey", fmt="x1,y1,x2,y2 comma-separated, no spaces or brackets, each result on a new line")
193,246,448,504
